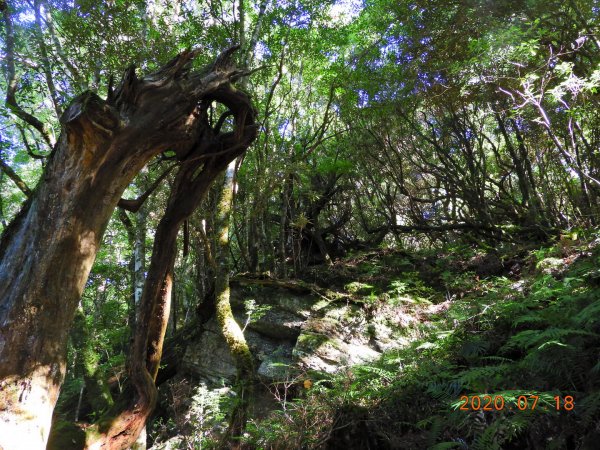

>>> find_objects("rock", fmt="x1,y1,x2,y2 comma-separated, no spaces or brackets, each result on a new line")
161,277,424,448
511,280,526,293
182,319,237,383
467,253,503,277
294,330,380,373
182,317,297,383
182,282,408,383
247,308,304,340
230,282,314,318
257,344,294,379
537,257,567,277
292,304,381,373
150,436,185,450
369,321,410,352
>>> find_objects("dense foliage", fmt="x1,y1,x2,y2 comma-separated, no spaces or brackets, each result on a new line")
1,0,599,448
239,235,600,449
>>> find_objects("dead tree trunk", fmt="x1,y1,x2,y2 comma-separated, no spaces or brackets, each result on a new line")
0,46,254,450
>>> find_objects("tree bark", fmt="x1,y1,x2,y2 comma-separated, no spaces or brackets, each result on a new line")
214,161,254,447
0,46,253,450
82,63,257,450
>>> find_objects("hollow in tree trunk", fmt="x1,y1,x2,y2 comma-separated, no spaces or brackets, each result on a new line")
0,46,255,450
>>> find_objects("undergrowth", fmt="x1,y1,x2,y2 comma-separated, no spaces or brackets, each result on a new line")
244,233,600,449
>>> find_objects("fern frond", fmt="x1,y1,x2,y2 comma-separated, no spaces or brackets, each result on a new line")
580,390,600,427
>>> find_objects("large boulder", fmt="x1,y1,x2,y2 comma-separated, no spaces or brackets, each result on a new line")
182,319,237,382
182,279,409,383
182,317,295,383
294,303,380,373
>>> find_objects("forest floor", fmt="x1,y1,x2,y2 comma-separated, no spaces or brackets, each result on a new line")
152,233,600,449
242,234,600,449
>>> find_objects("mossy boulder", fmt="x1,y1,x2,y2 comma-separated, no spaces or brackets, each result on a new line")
183,282,407,381
537,257,567,277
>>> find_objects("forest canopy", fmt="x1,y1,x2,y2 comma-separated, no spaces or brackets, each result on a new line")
0,0,599,449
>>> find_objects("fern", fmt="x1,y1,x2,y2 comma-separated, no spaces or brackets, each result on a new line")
574,299,600,328
579,390,600,427
478,356,514,364
428,442,463,450
459,339,489,359
590,359,600,374
502,328,598,353
457,365,510,391
511,313,547,327
471,424,502,450
430,417,445,447
353,363,395,382
427,380,463,400
245,241,600,448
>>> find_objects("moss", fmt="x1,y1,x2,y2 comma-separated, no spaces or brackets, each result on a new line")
297,332,330,349
307,316,341,334
213,166,256,442
47,420,86,450
345,281,375,295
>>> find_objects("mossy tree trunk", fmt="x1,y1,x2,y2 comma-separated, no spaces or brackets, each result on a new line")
215,160,255,447
81,63,257,450
0,46,254,450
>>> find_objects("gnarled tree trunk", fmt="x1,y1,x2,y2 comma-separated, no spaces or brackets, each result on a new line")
82,87,256,450
0,46,255,450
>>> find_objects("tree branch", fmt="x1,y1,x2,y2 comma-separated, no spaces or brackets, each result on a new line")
0,154,32,197
367,222,495,234
17,125,46,160
34,0,62,119
1,1,54,147
118,165,175,212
